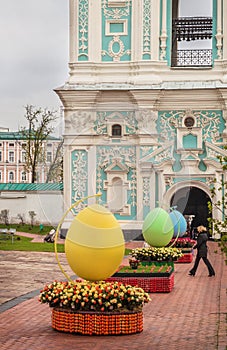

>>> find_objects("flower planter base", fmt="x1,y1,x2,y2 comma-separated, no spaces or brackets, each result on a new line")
52,308,143,335
176,253,193,263
106,273,174,293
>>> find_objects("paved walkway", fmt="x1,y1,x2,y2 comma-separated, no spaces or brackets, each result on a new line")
0,240,226,350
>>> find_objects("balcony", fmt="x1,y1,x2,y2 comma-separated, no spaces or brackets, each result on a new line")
172,17,213,42
171,17,213,68
172,49,212,68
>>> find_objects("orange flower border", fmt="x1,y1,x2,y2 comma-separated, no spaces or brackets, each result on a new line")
52,308,143,335
106,274,174,293
176,253,193,263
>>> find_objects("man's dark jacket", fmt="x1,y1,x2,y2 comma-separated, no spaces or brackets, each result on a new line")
193,232,208,257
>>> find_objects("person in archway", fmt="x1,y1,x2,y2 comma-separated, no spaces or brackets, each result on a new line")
188,225,215,277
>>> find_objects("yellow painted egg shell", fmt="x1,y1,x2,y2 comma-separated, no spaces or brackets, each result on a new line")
65,204,125,281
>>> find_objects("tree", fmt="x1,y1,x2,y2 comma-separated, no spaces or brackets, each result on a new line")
29,210,36,227
20,105,58,183
0,209,9,225
45,140,63,183
17,213,25,225
208,152,227,263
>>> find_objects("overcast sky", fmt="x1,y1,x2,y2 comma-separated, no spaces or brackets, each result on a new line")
0,0,69,133
0,0,212,133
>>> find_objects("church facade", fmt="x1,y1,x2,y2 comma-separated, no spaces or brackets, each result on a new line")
55,0,227,238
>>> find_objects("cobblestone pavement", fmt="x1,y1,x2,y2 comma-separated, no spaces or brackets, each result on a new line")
0,241,226,350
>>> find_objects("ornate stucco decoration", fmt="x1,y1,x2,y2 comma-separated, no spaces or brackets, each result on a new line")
104,160,129,173
140,146,158,158
206,176,216,187
142,177,150,207
101,35,131,61
164,176,174,187
78,0,89,60
94,111,137,136
159,110,223,144
103,160,130,214
140,142,174,166
198,111,223,143
137,110,158,135
102,0,131,19
142,0,151,59
71,150,88,212
205,141,227,163
65,111,94,134
108,0,128,7
101,0,131,62
97,146,135,169
97,146,136,214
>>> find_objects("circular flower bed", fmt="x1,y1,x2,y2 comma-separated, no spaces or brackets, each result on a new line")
131,246,183,262
39,280,150,335
39,280,150,312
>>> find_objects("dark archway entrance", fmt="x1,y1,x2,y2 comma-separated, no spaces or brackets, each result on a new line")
170,186,211,229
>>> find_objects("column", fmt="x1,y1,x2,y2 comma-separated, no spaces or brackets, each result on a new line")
131,0,143,61
151,0,160,60
222,0,227,59
160,0,167,60
89,0,101,61
69,0,77,63
215,0,223,59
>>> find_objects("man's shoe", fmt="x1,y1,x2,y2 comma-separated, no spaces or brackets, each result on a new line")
188,272,195,276
208,273,215,277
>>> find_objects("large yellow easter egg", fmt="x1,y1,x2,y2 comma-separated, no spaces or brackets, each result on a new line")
65,204,125,281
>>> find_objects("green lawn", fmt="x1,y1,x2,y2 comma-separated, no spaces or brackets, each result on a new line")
117,263,173,274
0,233,131,254
0,234,65,252
0,223,54,235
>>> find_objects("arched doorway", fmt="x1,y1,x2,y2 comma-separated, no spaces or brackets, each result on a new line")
170,186,211,229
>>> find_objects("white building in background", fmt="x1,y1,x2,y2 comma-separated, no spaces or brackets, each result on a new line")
0,129,63,226
0,130,62,184
55,0,227,239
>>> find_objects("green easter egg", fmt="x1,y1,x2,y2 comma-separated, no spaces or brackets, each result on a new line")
142,207,174,247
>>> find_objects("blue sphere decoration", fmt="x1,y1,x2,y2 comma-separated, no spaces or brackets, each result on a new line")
142,208,174,247
169,210,187,238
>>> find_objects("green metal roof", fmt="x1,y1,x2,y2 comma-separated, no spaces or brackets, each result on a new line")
0,183,63,191
0,131,61,141
0,132,25,140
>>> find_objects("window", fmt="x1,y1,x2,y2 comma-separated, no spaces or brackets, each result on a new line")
0,171,2,181
9,143,15,147
8,171,14,182
0,151,2,162
21,151,26,163
112,124,122,137
171,0,213,67
9,151,14,162
47,151,52,163
21,172,27,181
184,117,195,128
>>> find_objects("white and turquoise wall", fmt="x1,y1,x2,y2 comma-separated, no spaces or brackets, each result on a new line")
56,0,227,236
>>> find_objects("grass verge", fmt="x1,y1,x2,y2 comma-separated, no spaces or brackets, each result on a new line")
0,235,65,253
0,234,130,255
0,223,54,235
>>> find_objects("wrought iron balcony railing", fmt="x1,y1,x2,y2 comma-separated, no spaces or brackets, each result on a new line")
172,17,213,41
171,49,212,67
